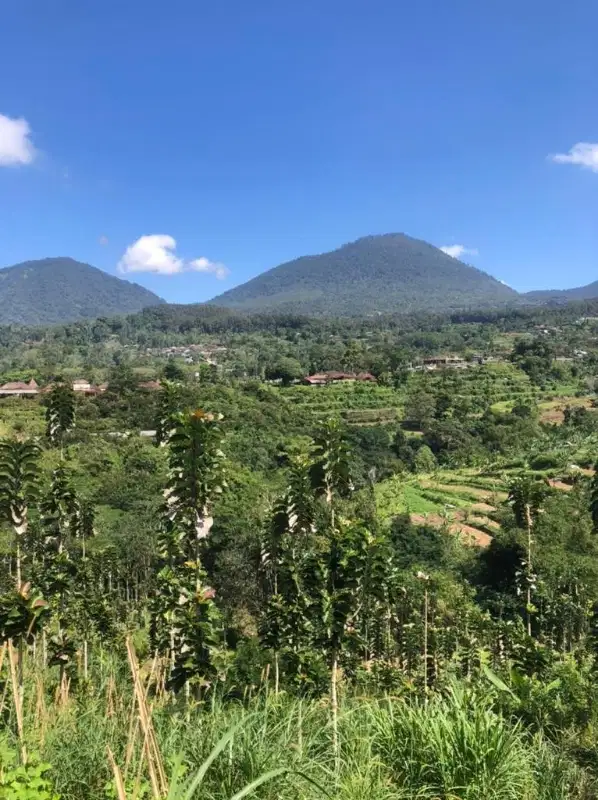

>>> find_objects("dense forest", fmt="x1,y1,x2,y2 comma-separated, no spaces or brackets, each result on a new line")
0,258,163,325
3,299,598,797
209,234,519,316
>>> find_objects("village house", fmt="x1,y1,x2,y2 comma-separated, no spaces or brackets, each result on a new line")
304,371,377,386
138,380,162,391
422,356,468,371
0,378,39,397
72,379,93,392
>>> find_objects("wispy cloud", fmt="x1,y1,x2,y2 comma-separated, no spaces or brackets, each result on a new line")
190,257,230,279
440,244,478,259
551,142,598,173
118,234,229,278
0,113,37,166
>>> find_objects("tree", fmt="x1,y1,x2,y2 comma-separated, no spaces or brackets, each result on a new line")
45,383,76,449
510,337,554,385
154,409,227,694
264,357,304,386
508,475,548,636
0,440,41,589
163,360,186,381
309,418,353,512
404,388,436,430
590,463,598,535
154,380,182,447
261,455,316,693
413,444,437,474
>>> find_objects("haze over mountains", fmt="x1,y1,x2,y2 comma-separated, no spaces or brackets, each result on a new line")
1,236,598,325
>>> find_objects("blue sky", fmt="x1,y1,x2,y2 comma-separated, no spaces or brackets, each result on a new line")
0,0,597,302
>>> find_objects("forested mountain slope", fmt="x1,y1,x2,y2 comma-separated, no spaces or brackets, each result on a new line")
0,257,163,324
525,280,598,303
210,233,519,315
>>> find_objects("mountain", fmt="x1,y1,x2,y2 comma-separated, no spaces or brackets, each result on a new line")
524,282,598,304
0,257,164,325
209,234,519,316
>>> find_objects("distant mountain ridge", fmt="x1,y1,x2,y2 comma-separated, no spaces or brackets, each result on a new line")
0,257,164,325
209,234,519,316
524,281,598,304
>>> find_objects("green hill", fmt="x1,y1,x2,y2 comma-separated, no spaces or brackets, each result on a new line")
210,233,519,316
0,257,164,325
524,281,598,304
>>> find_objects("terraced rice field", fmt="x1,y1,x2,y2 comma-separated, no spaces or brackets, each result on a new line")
375,464,580,549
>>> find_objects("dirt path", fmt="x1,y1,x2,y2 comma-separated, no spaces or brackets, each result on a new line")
548,479,573,491
410,513,492,548
471,501,496,512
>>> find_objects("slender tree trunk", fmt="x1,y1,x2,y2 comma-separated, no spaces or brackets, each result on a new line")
274,652,280,695
83,639,88,681
423,586,429,702
297,699,303,758
525,505,533,637
15,536,22,591
331,653,340,776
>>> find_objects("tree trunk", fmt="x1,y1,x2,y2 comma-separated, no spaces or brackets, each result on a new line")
423,586,429,702
15,537,22,591
83,639,89,681
331,653,340,776
526,504,533,637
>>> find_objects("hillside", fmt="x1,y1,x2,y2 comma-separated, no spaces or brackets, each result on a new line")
525,281,598,304
210,234,519,315
0,257,163,325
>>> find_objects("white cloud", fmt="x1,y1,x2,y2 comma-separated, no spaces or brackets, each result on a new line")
118,234,229,278
0,113,37,166
440,244,478,259
190,257,230,279
551,142,598,173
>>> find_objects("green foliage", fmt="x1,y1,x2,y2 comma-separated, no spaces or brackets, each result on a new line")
309,418,353,504
413,444,437,473
0,747,59,800
210,233,518,316
264,357,304,386
45,384,76,447
0,257,162,326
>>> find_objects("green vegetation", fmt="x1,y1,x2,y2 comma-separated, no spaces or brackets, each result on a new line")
210,233,519,315
2,298,598,797
0,258,163,325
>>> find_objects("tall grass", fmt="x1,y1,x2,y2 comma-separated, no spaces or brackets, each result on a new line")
2,657,592,800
